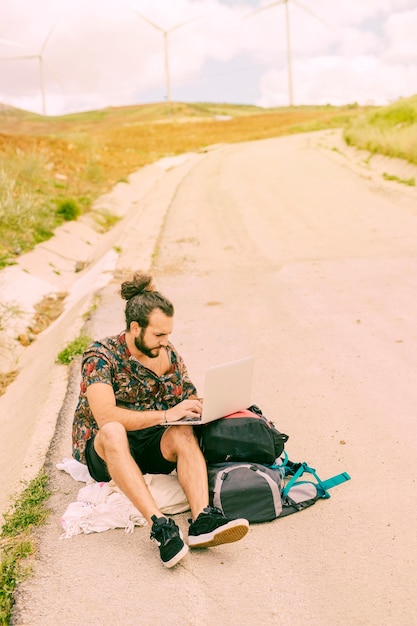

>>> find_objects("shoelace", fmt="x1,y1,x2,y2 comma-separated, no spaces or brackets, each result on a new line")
151,520,176,543
188,506,224,524
208,506,223,516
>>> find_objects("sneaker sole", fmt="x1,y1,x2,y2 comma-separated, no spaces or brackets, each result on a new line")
188,519,249,549
163,543,189,568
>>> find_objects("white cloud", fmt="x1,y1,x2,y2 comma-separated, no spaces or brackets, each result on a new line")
0,0,416,115
339,27,382,57
383,7,417,63
257,54,417,107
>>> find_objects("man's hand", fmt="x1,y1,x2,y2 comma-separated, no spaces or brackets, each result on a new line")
166,398,203,423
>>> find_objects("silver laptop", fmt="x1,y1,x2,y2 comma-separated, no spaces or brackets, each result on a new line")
167,356,254,426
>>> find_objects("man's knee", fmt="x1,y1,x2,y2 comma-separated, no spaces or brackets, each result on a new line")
172,425,198,445
162,425,200,458
96,421,128,455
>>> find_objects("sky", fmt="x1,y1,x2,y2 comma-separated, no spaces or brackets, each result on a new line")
0,0,416,116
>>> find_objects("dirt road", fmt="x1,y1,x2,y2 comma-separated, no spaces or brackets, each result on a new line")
11,130,417,625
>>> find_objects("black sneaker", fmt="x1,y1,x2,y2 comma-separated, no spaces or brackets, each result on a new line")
150,515,188,568
188,506,249,548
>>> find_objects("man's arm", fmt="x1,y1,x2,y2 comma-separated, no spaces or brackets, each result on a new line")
86,382,203,429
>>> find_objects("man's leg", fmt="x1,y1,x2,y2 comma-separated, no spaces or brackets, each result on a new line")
93,421,188,568
160,425,208,518
160,426,249,548
94,421,162,524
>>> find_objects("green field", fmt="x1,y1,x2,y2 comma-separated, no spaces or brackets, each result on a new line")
343,95,417,164
0,96,416,270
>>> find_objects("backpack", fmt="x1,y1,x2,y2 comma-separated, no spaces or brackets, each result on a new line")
208,454,350,524
199,405,288,465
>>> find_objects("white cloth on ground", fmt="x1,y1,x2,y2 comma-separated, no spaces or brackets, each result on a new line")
57,458,190,538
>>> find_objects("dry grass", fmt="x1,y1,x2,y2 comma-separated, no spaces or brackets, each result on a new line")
0,101,365,267
16,293,68,347
0,370,19,397
344,95,417,164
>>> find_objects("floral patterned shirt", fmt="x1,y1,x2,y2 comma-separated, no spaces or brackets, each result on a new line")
72,332,197,463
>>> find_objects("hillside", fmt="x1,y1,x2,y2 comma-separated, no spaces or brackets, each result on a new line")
0,101,365,270
2,95,417,273
1,96,416,397
344,95,417,164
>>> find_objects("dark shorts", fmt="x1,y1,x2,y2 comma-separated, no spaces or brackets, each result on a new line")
85,426,177,482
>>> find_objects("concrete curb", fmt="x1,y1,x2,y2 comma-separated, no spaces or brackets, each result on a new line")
0,149,207,520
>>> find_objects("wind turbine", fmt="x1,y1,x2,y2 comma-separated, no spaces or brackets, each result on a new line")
0,25,64,115
0,38,28,49
245,0,331,107
132,10,197,103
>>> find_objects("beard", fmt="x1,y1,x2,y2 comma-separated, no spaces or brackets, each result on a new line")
134,328,160,358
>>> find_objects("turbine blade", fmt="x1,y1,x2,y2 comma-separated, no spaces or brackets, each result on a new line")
0,54,38,61
169,17,199,33
243,0,286,19
0,38,28,49
132,9,164,33
41,23,56,54
292,0,333,29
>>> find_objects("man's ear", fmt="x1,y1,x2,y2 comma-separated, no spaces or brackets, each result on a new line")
129,321,140,334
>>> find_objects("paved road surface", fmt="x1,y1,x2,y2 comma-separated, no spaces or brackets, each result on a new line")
11,131,417,625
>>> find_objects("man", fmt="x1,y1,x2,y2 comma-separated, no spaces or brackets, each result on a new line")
72,270,249,568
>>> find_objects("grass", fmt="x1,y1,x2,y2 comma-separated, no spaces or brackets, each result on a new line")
92,209,122,233
0,167,53,265
0,301,24,396
0,302,23,332
0,95,416,621
0,371,19,398
3,96,415,271
0,100,368,269
0,471,50,625
16,292,68,347
56,333,92,365
56,199,81,221
3,96,415,262
382,172,415,186
0,326,90,620
344,95,417,164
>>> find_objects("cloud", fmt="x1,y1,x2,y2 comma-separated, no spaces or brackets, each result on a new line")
254,1,417,107
0,0,416,115
383,7,417,63
257,54,417,107
338,27,382,57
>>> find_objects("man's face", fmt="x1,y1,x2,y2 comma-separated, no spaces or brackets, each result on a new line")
133,308,173,358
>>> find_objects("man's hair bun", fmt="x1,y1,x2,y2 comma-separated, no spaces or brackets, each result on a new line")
120,271,155,301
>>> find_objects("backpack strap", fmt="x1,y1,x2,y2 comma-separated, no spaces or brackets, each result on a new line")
319,472,351,492
278,453,350,499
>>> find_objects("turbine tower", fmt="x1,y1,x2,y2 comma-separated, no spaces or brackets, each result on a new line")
132,10,196,102
246,0,331,107
0,25,63,115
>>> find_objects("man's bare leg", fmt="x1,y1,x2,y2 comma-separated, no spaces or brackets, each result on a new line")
160,426,209,518
93,421,163,525
161,425,249,548
93,421,190,568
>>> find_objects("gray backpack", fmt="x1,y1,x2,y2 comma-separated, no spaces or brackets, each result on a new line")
208,455,350,523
